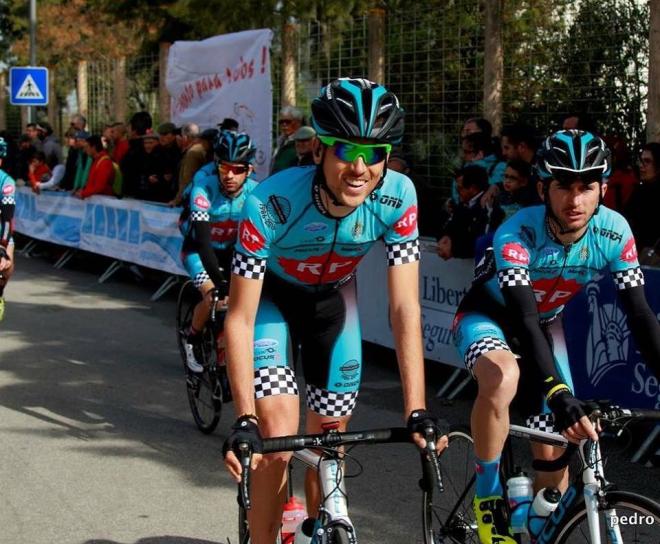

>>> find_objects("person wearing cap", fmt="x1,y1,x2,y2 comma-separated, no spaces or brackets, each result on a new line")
71,130,93,193
124,130,173,202
271,106,304,174
158,122,181,197
293,126,316,166
36,121,62,168
168,123,208,207
219,118,239,131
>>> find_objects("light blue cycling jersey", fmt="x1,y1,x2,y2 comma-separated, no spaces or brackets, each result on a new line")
179,167,258,252
477,204,642,321
231,165,420,287
0,169,16,246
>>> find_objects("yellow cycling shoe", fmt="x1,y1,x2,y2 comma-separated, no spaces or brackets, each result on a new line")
0,296,4,322
473,496,516,544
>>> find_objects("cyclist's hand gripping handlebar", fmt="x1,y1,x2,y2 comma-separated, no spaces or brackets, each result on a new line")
407,409,448,492
222,415,263,509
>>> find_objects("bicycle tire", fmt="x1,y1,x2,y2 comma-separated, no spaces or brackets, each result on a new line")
325,523,353,544
422,428,478,544
553,490,660,544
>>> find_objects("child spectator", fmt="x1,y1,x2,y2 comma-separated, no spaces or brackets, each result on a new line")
75,135,115,199
32,165,65,194
27,151,51,191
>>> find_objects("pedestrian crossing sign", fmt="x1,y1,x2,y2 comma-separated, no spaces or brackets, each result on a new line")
9,67,49,106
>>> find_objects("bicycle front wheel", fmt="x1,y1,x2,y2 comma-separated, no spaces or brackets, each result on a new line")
423,428,478,544
554,490,660,544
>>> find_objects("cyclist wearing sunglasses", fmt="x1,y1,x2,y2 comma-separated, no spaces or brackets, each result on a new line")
452,130,660,544
178,130,257,379
222,78,448,544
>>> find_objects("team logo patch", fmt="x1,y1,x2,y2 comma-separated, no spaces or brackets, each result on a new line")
278,252,363,283
393,205,418,237
502,242,529,265
265,195,291,224
194,195,210,210
2,184,14,195
532,277,582,313
240,219,266,253
303,222,328,233
210,220,238,243
620,237,638,263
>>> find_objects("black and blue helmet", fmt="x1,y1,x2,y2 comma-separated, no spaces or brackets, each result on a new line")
536,130,611,184
213,130,256,164
311,78,405,144
0,137,7,159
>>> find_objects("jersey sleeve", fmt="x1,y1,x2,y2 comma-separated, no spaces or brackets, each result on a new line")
1,174,16,248
382,175,420,266
492,215,533,290
231,192,272,280
607,219,645,291
188,179,213,222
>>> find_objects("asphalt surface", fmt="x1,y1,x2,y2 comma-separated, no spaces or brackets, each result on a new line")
1,248,658,544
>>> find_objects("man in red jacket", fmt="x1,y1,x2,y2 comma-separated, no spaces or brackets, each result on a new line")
75,135,115,199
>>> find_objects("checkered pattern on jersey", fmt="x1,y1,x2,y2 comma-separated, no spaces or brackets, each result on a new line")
232,252,267,280
193,271,210,288
387,239,420,266
1,195,15,205
464,337,512,376
306,385,358,417
191,211,210,222
612,267,645,290
254,366,299,399
497,267,531,288
526,413,559,435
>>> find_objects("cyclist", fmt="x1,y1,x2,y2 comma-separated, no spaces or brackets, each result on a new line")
221,78,448,544
0,137,16,322
178,130,257,393
452,130,660,544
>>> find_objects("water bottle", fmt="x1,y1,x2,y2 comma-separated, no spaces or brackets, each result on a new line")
506,469,533,533
528,487,561,540
281,496,307,544
293,517,316,544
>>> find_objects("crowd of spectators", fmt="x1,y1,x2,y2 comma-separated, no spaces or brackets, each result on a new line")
0,106,657,265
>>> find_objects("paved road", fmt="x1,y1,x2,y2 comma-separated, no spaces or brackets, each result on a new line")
1,252,657,544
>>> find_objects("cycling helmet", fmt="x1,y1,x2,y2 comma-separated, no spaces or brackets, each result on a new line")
536,130,611,184
0,137,7,158
213,130,256,164
311,78,405,144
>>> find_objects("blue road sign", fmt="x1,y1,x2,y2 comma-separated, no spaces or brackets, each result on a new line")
9,67,49,106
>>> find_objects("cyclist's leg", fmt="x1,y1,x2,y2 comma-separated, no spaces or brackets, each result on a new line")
0,242,15,321
249,293,300,544
300,281,361,514
455,311,518,543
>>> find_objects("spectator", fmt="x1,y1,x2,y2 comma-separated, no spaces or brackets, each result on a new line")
561,111,597,133
70,113,87,132
436,165,490,260
219,118,239,131
36,121,62,168
602,135,637,212
125,130,173,202
14,134,35,182
120,111,152,197
462,132,505,185
293,126,316,166
199,128,218,162
157,122,181,191
461,117,493,140
500,123,538,164
75,135,115,199
271,106,304,173
110,122,129,164
624,142,660,255
27,151,51,191
26,123,41,150
169,122,207,207
102,123,115,154
33,164,65,194
71,131,92,194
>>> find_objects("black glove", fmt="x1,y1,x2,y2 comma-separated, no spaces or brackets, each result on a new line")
547,390,588,433
407,409,449,441
222,415,263,459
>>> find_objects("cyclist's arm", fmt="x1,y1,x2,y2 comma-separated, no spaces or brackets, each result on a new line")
617,285,660,379
191,221,226,290
0,200,15,249
388,260,426,416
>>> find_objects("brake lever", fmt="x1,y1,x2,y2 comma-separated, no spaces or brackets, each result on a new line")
423,426,444,493
238,442,252,510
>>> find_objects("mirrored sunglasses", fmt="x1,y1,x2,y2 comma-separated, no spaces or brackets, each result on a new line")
318,135,391,166
218,162,249,176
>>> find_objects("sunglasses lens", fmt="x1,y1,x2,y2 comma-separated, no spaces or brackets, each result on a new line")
554,170,601,185
333,142,388,165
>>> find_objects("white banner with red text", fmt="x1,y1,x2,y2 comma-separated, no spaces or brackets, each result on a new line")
357,239,474,368
166,29,273,181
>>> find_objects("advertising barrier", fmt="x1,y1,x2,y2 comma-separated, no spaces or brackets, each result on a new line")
14,188,186,276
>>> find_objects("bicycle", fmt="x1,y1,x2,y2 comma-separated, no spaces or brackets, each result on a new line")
175,279,229,433
236,422,445,544
424,401,660,543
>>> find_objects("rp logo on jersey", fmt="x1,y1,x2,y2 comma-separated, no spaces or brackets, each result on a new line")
532,277,582,313
194,195,210,210
620,238,638,263
240,220,266,253
393,205,418,237
210,220,238,243
2,184,14,195
278,252,363,283
502,242,529,265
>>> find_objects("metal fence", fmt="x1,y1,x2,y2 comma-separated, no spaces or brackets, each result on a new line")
2,0,650,198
